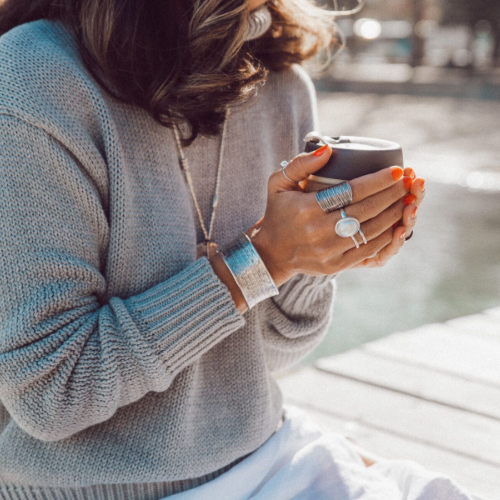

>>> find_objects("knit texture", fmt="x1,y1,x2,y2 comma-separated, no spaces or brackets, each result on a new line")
0,19,336,500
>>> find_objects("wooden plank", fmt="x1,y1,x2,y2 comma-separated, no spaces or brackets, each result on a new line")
315,349,500,420
485,307,500,319
277,367,500,467
362,323,500,386
294,405,499,500
446,313,500,341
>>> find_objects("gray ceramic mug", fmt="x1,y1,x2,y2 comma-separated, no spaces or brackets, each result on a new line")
301,132,404,192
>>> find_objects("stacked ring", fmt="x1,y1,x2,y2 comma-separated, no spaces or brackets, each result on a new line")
335,209,367,249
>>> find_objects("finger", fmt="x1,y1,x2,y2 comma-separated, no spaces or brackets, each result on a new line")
268,144,333,194
404,167,415,179
366,225,406,267
344,202,409,269
398,202,418,240
313,193,404,256
410,177,426,205
245,215,265,238
349,165,404,203
340,178,409,224
353,228,405,268
401,203,418,231
341,227,394,269
294,168,411,220
354,199,405,245
319,195,405,255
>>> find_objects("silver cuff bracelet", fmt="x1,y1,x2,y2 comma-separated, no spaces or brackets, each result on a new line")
217,233,279,310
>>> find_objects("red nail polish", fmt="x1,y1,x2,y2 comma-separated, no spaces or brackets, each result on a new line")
404,194,416,206
313,144,329,157
391,167,404,181
411,207,418,219
403,177,413,191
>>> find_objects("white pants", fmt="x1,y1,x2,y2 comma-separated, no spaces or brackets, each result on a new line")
163,405,484,500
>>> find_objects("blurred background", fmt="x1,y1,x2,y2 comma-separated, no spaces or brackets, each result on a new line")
302,0,500,364
321,0,500,88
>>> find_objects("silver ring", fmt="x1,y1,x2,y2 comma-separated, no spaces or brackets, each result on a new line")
358,228,368,245
281,161,297,184
316,182,353,213
335,209,362,248
349,229,367,249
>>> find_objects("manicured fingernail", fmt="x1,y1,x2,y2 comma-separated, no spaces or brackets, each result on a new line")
420,180,426,192
391,167,404,181
404,168,415,179
313,144,329,157
404,194,416,206
411,207,418,219
403,177,413,191
400,231,407,240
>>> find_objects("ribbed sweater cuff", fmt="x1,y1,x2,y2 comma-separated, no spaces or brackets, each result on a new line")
272,273,336,315
127,257,246,373
260,273,335,341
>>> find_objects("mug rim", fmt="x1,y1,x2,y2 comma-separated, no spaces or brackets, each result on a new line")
324,135,401,151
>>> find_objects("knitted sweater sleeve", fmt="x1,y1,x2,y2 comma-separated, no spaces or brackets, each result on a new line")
0,114,246,442
258,65,336,373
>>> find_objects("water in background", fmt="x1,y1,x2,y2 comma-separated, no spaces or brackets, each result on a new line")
302,92,500,365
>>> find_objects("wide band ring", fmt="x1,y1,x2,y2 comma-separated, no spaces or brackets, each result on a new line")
281,161,297,184
316,182,353,213
335,209,367,249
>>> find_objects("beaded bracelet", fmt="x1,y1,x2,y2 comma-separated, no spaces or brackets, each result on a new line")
217,233,279,310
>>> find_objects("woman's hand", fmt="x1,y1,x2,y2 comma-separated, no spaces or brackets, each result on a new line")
248,145,414,286
352,167,425,268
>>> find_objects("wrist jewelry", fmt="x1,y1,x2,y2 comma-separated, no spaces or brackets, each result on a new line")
217,233,279,310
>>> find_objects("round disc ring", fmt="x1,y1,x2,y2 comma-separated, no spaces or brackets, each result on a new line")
335,209,365,249
335,210,361,238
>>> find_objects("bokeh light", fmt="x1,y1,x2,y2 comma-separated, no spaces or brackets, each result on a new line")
354,18,382,40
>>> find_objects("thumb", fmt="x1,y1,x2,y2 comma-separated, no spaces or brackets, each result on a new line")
270,144,333,194
245,215,265,237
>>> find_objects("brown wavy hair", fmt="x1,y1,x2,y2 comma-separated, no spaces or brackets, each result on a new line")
0,0,337,146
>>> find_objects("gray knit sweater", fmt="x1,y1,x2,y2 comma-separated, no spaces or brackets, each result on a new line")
0,19,336,500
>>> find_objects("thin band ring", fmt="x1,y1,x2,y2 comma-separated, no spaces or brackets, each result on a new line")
281,161,297,184
358,228,368,245
351,228,367,249
350,229,367,249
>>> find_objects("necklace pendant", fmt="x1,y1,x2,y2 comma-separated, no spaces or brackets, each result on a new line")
196,241,219,260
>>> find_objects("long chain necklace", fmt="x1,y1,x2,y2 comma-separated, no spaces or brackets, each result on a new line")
172,108,230,260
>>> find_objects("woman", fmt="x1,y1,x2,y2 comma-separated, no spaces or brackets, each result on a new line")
0,0,476,499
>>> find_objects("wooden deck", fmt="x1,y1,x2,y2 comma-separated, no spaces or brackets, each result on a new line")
276,308,500,499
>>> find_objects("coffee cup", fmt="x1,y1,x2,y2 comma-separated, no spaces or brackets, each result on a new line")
301,132,404,192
